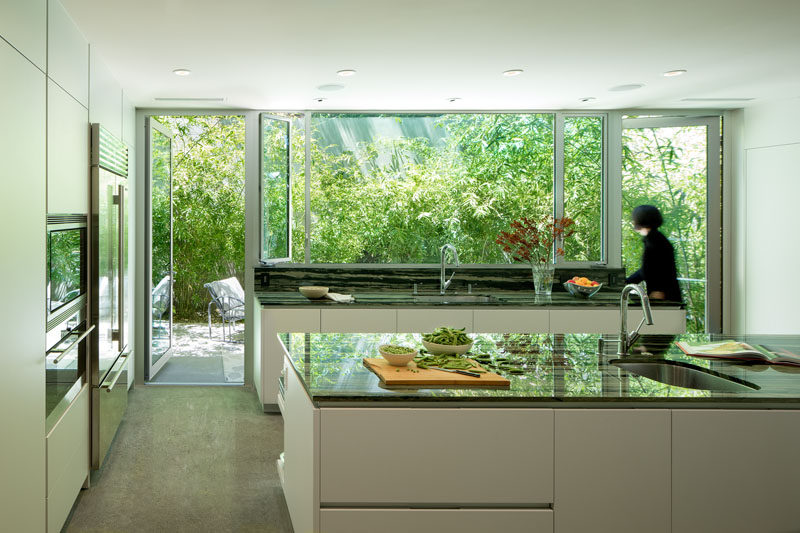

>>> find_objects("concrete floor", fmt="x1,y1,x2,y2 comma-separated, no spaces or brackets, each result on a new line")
151,322,245,384
64,386,293,533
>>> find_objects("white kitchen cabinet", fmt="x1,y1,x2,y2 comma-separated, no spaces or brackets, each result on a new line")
321,308,396,332
549,308,619,333
89,47,122,137
396,308,472,332
0,38,47,533
320,408,554,505
474,308,549,333
628,308,686,334
47,0,88,106
672,410,800,532
319,509,553,533
283,363,319,533
0,0,46,70
46,385,89,533
47,79,89,214
554,409,671,533
260,309,320,409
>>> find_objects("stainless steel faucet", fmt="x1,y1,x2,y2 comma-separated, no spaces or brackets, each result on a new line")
599,282,654,356
439,244,460,295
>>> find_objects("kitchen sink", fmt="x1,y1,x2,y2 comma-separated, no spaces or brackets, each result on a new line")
611,359,760,392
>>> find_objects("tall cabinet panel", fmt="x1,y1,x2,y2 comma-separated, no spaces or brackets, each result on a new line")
89,48,122,139
0,38,47,532
47,80,89,214
47,0,88,107
0,0,47,70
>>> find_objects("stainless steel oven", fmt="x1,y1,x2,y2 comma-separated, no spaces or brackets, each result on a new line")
46,214,87,327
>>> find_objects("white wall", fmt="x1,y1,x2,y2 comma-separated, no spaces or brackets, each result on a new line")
731,98,800,334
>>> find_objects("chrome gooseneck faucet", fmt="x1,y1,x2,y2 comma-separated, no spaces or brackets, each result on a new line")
440,244,460,295
599,282,654,356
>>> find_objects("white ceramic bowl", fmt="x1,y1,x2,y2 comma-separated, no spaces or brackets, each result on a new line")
421,339,474,355
298,286,329,299
378,345,418,367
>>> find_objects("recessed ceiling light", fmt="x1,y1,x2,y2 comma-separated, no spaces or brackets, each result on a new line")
503,69,524,77
172,68,191,76
609,83,645,92
447,97,461,103
317,84,345,92
337,69,357,77
663,69,687,77
313,97,327,103
579,96,596,102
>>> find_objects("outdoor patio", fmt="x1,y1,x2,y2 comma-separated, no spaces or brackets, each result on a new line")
150,322,244,384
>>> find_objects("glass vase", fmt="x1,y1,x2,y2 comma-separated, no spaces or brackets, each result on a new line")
532,264,555,296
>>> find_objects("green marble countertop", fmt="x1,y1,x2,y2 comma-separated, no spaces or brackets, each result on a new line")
279,332,800,407
260,291,683,308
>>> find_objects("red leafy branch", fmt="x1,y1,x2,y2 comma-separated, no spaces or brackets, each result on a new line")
495,216,576,266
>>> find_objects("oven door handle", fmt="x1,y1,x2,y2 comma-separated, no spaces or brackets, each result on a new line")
49,324,95,364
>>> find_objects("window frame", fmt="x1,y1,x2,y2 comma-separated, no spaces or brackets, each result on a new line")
259,112,292,264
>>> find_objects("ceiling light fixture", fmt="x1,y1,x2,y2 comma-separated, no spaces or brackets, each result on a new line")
337,69,357,77
447,97,461,103
317,84,345,92
172,68,192,76
579,97,596,102
609,83,645,92
503,69,524,77
663,69,687,77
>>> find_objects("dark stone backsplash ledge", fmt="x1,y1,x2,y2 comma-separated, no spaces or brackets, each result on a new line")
254,265,626,293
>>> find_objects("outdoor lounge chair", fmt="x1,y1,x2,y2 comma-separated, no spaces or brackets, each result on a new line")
152,275,171,331
204,276,245,342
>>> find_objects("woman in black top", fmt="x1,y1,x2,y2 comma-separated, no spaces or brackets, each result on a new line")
625,205,682,302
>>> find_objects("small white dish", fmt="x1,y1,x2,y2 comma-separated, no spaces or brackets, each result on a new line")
421,339,474,355
378,345,418,367
298,286,329,299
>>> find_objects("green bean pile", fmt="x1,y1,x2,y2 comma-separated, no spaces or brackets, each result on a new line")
380,344,415,355
422,327,472,345
414,353,486,372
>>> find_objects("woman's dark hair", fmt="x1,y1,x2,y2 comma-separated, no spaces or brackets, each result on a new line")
631,204,663,229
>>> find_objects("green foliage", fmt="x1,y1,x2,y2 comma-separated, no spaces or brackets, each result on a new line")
153,116,245,320
622,126,708,333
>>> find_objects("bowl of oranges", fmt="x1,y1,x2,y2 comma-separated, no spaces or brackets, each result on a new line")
564,276,602,298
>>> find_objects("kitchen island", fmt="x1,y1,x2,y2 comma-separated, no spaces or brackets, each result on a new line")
277,332,800,533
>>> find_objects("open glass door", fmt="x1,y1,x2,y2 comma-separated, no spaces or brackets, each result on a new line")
146,118,174,378
260,114,291,263
621,117,721,333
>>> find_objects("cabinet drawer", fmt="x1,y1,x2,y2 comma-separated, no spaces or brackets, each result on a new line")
473,309,548,333
320,408,553,505
321,309,395,332
396,309,472,332
549,309,618,333
320,508,553,533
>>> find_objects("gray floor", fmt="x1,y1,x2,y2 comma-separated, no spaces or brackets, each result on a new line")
151,322,245,384
64,386,293,533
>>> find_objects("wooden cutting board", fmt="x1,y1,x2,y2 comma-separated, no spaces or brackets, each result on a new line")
363,358,511,387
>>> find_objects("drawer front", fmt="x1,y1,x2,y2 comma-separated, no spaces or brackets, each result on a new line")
320,408,553,505
549,309,618,333
473,309,549,333
46,385,89,533
321,309,396,332
320,508,553,533
396,309,473,332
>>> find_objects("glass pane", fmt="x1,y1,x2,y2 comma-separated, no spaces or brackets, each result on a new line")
309,113,554,263
151,126,172,362
98,169,118,378
262,116,290,260
563,116,603,262
622,125,707,333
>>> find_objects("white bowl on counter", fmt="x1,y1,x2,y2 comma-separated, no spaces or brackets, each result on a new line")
298,286,329,299
421,339,474,355
378,345,418,367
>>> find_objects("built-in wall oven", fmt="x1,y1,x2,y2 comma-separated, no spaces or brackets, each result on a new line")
45,214,93,431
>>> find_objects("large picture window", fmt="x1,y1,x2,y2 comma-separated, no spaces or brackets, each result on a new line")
261,112,606,265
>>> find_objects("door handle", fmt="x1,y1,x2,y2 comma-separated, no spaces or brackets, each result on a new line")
102,353,128,393
49,324,96,364
117,183,125,351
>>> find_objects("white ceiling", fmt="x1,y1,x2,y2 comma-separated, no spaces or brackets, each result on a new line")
62,0,800,110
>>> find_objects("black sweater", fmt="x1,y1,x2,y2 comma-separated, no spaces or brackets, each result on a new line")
625,229,682,302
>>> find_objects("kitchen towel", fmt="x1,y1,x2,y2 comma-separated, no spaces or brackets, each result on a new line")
324,292,355,303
